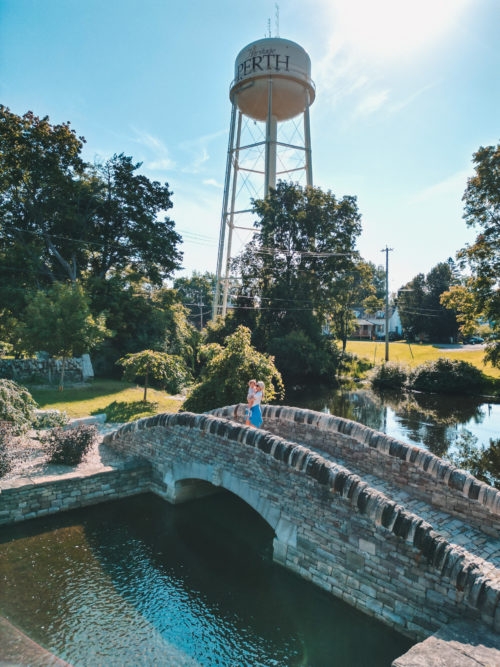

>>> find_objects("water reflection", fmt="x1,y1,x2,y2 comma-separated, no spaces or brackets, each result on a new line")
288,386,499,463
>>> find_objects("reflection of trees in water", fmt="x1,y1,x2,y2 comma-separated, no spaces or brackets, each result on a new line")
301,388,385,433
371,390,486,458
447,431,500,489
294,386,498,476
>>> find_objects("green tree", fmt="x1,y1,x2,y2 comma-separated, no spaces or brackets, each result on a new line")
0,106,89,315
89,277,198,378
88,154,182,284
328,261,378,351
397,261,458,342
17,282,108,389
183,325,284,413
232,182,362,381
117,349,188,401
0,108,183,352
443,143,500,365
173,271,216,330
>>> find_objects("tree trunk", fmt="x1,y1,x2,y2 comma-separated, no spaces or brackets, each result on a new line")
143,370,148,402
59,357,66,391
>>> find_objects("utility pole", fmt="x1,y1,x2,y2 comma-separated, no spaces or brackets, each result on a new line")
198,293,205,330
381,246,394,362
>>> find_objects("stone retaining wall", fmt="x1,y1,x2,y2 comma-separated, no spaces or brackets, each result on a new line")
212,404,500,537
104,412,500,640
0,355,93,385
0,466,151,526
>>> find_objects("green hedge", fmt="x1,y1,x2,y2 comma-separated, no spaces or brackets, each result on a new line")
369,358,485,395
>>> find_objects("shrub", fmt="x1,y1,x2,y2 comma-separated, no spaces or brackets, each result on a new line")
43,425,98,466
0,423,13,478
339,350,373,379
369,362,409,390
32,410,69,430
408,358,484,394
0,379,38,434
184,326,284,413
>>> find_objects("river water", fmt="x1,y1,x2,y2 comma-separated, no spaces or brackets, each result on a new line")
0,493,412,666
289,385,499,471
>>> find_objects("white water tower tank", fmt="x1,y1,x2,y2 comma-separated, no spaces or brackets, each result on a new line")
230,38,315,122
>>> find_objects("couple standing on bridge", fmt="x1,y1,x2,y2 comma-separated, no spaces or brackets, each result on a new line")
245,379,265,428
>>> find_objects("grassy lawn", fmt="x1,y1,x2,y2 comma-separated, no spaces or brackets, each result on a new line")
30,379,182,421
346,341,500,380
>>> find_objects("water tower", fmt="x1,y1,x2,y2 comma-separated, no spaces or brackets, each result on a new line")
212,37,316,318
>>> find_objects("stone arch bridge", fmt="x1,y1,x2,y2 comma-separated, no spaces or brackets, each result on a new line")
103,403,500,649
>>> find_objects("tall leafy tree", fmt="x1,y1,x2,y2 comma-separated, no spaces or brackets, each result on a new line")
442,143,500,365
398,261,458,342
234,182,361,350
88,154,182,284
0,106,90,313
0,107,183,331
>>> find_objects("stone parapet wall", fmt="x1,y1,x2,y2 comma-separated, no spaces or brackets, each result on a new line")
0,355,93,385
212,404,500,537
104,412,500,639
0,466,151,526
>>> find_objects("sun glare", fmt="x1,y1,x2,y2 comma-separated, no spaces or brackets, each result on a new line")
328,0,471,61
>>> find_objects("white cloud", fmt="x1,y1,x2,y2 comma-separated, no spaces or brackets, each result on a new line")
389,82,438,113
355,90,390,116
203,178,223,188
411,169,471,204
131,127,176,171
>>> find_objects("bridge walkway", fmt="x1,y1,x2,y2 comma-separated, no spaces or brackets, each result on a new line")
308,443,500,576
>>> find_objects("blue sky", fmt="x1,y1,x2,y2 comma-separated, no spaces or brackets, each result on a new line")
1,0,499,292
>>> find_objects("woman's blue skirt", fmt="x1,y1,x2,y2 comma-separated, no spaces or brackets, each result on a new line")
249,404,263,428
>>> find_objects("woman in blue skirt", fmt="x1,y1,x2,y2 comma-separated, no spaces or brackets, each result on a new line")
249,381,264,428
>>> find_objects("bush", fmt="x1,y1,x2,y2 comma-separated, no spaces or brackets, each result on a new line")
369,362,409,390
0,379,38,434
0,423,13,478
408,358,484,394
43,425,98,466
184,326,284,413
33,410,69,430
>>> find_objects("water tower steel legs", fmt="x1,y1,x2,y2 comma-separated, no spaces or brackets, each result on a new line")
221,111,242,317
265,78,278,195
304,90,313,187
213,89,313,319
212,103,237,320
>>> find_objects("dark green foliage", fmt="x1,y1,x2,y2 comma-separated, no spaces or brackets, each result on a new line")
408,358,484,394
90,279,198,379
453,143,500,366
369,362,409,390
0,379,38,434
0,424,13,478
17,281,108,390
43,425,98,466
232,182,362,380
173,271,216,330
184,326,284,413
268,331,342,385
448,431,500,489
398,261,459,342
